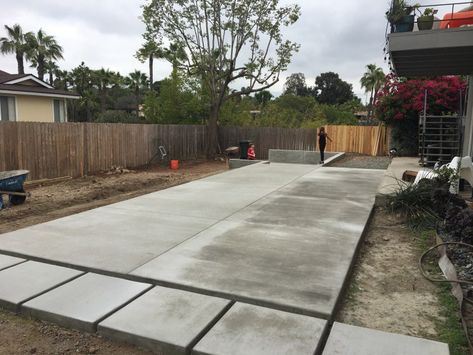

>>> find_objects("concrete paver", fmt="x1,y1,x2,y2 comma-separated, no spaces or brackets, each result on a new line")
192,302,327,355
0,261,83,311
22,273,151,332
98,286,231,355
0,254,25,270
323,322,450,355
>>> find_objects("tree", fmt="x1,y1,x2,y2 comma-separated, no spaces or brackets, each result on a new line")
0,24,31,74
26,29,63,81
141,0,300,157
136,39,165,89
254,90,273,106
44,60,59,84
360,64,385,119
283,73,309,96
125,70,149,117
94,68,120,112
314,72,355,105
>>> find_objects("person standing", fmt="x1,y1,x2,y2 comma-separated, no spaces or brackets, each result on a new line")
247,143,256,160
318,127,332,164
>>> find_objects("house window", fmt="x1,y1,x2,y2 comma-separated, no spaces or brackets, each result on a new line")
53,99,66,122
0,96,16,121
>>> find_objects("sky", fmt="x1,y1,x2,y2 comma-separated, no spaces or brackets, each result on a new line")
0,0,401,103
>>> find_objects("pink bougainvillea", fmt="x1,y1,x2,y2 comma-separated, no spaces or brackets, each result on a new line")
375,74,467,124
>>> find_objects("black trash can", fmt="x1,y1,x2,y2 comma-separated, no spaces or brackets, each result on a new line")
239,140,251,159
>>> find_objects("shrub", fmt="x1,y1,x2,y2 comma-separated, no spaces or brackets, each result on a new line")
95,110,143,123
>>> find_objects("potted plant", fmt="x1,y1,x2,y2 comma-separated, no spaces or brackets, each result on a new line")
386,0,419,33
417,7,438,30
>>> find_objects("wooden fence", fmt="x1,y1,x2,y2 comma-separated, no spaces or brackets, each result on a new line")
0,122,386,180
0,122,208,180
0,122,316,180
323,125,388,156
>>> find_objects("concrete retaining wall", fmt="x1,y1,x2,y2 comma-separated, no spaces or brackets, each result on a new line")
268,150,341,165
228,159,264,169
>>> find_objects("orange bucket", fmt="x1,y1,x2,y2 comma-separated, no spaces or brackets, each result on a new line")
170,159,179,170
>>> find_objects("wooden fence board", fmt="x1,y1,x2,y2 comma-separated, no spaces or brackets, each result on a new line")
323,125,388,156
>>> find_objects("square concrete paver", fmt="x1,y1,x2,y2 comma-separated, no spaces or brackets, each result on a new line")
0,254,25,270
98,286,231,354
0,261,83,311
22,273,151,332
323,323,450,355
192,303,327,355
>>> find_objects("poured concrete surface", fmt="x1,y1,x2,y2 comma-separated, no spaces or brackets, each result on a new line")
132,168,383,318
0,207,217,273
0,254,25,270
323,322,450,355
99,286,231,354
0,163,383,320
23,273,151,332
193,303,327,355
0,261,82,311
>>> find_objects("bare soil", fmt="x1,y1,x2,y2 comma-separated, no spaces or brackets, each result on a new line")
0,159,227,355
337,207,445,338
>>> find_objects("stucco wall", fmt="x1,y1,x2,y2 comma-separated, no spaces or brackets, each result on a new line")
16,95,54,122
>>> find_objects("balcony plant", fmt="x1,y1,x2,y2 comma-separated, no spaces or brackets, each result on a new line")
417,7,438,30
386,0,419,33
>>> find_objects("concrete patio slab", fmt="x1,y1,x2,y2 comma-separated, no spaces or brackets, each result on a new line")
323,322,450,355
0,261,83,312
0,254,25,270
0,162,384,322
0,207,217,273
22,273,151,332
132,167,383,318
192,302,327,355
98,286,231,355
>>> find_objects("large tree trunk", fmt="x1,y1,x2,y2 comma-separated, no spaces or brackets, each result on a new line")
367,88,374,120
16,52,24,74
37,55,45,81
206,103,220,158
49,70,54,85
100,89,106,113
149,55,153,89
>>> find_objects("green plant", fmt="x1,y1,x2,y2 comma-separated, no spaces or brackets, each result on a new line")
385,179,441,229
420,7,438,17
386,0,419,23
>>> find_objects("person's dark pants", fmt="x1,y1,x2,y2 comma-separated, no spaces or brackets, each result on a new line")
320,144,326,162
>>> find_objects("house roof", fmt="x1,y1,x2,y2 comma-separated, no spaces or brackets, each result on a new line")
0,70,27,84
0,70,79,99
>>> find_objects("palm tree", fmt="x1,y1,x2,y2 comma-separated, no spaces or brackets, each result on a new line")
164,42,187,76
94,68,120,112
0,24,31,74
360,64,385,120
125,70,148,117
136,40,165,89
44,60,59,84
26,29,63,81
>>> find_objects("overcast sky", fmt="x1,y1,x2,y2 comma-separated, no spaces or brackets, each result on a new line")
0,0,418,102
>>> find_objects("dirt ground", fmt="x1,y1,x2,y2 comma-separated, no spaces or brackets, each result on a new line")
337,207,445,338
0,159,227,355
